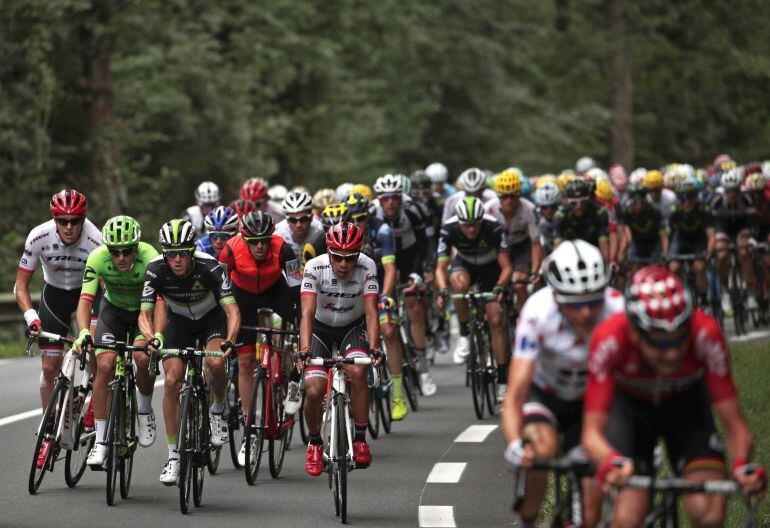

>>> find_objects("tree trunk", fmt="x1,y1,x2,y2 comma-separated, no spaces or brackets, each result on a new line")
555,0,569,32
609,0,633,170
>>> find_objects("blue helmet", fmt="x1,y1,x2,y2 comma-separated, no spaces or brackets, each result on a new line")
205,206,239,234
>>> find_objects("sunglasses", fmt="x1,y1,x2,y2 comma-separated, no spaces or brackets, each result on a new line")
328,250,359,263
244,236,271,246
164,248,194,258
209,232,232,241
459,220,482,227
379,194,402,203
640,329,689,349
540,205,557,212
287,215,312,224
109,247,136,257
498,193,520,201
56,217,84,227
562,298,604,310
568,198,589,205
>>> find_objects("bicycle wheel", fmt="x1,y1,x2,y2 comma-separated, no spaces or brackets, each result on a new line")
119,387,137,499
269,379,290,478
65,402,94,487
178,390,193,514
28,378,66,494
105,385,121,506
469,332,485,419
193,397,206,508
367,388,380,439
298,392,309,446
378,390,391,434
482,337,498,416
226,378,244,469
244,369,266,485
334,393,348,523
205,376,222,475
402,359,420,411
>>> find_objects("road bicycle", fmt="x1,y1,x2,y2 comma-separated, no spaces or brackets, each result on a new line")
225,354,244,469
395,285,421,412
367,359,392,439
28,331,95,494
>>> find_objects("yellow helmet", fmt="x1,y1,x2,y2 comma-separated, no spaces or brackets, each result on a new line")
595,178,615,202
535,174,557,189
556,172,576,192
349,183,373,201
494,170,522,194
320,203,350,227
642,170,664,190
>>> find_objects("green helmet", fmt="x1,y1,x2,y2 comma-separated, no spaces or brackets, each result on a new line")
159,219,196,250
101,216,141,247
455,196,485,223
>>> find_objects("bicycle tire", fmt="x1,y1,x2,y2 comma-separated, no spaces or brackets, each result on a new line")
193,397,206,507
299,392,309,445
367,388,380,439
178,389,193,514
105,384,121,506
334,392,348,523
119,386,137,499
244,369,266,485
403,361,420,411
206,376,222,475
482,344,498,417
65,406,94,487
469,332,485,419
28,378,66,494
378,390,391,434
268,379,289,478
226,378,243,469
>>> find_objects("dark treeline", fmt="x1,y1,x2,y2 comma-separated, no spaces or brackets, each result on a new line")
1,0,769,287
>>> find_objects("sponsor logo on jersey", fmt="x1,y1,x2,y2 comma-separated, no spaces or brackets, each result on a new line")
191,280,205,292
323,303,354,313
320,290,358,298
30,233,49,244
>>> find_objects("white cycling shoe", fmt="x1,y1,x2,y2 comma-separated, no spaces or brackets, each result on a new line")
419,373,437,396
137,411,156,447
209,411,228,447
238,440,247,467
284,381,302,415
452,336,471,365
720,292,733,316
86,444,108,467
159,458,180,486
747,293,759,310
497,383,508,404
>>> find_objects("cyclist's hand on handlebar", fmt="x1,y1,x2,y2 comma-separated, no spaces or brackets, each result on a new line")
408,273,423,288
734,462,768,497
492,284,506,302
24,309,42,338
369,347,383,367
220,339,236,357
72,328,92,356
597,453,634,492
529,273,541,285
436,288,448,310
503,439,535,470
379,295,396,311
296,347,311,370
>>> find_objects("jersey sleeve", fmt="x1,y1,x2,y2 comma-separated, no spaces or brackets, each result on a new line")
693,313,738,403
18,229,41,273
80,250,102,302
203,259,235,306
140,259,163,310
301,261,319,297
377,224,396,265
491,220,508,253
363,258,379,297
512,297,542,361
583,318,623,414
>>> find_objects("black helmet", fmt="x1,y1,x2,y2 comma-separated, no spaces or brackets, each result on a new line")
564,178,591,200
240,211,274,238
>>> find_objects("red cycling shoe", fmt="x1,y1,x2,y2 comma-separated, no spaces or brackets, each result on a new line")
353,440,372,468
36,440,51,469
305,444,324,476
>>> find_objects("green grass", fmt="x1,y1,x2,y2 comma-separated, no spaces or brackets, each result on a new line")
0,339,28,358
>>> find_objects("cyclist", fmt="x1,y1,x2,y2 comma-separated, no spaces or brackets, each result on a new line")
274,190,324,262
312,188,337,216
643,169,677,221
667,178,716,306
575,156,597,175
745,168,770,289
711,168,758,314
502,240,622,528
16,189,101,415
485,170,542,312
74,216,159,467
231,198,258,219
138,219,240,484
553,178,610,262
218,211,300,465
436,197,512,400
426,162,456,202
442,167,497,224
533,182,561,254
373,174,437,396
346,193,408,420
300,222,382,476
616,184,668,270
182,181,221,238
583,266,767,527
196,206,239,258
239,177,285,223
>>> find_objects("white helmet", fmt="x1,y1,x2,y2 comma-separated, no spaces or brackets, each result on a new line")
721,167,743,189
575,156,597,174
335,182,354,202
374,174,404,195
534,182,561,207
195,181,220,205
763,161,770,182
458,168,486,193
268,184,288,202
629,167,647,186
544,239,609,302
426,162,449,183
281,190,314,214
584,167,607,182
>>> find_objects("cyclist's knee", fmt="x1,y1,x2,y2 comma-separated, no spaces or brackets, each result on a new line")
96,354,115,378
41,362,58,382
381,322,396,339
448,272,469,292
522,424,558,458
303,378,325,402
684,495,725,528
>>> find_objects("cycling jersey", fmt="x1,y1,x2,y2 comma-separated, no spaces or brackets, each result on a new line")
668,204,714,255
219,234,300,294
538,215,558,253
373,199,431,281
181,205,206,238
301,253,379,327
437,215,508,266
484,197,540,245
80,242,159,311
274,216,325,260
514,286,625,401
552,203,610,246
195,234,216,257
618,201,667,246
585,310,737,412
441,189,497,224
647,188,677,220
19,219,102,290
302,231,327,270
710,190,756,238
141,251,235,320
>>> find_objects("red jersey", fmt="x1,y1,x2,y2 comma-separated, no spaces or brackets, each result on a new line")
584,309,737,412
219,234,293,294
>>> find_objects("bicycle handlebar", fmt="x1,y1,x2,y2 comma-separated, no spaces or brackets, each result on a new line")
623,475,740,494
307,357,372,367
93,341,149,353
449,292,497,301
240,325,299,337
158,348,226,358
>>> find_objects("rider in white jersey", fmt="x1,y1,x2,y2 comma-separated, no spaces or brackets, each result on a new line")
181,181,220,238
502,240,622,528
274,190,324,262
441,167,497,224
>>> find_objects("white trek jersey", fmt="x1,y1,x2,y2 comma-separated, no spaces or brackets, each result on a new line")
19,219,102,290
275,216,324,258
485,197,540,245
441,189,497,224
301,253,379,327
514,286,625,401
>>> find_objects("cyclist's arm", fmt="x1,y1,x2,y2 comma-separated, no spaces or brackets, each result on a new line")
14,269,34,313
381,261,397,299
598,236,610,263
221,300,241,343
713,397,755,466
138,305,155,341
139,265,161,340
435,257,450,291
154,297,168,335
365,294,380,351
529,240,543,277
496,252,513,287
706,227,716,259
618,225,631,260
502,356,535,443
75,297,93,334
299,294,316,351
77,256,100,332
582,410,615,466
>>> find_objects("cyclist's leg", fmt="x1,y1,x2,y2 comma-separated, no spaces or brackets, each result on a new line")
37,284,77,409
714,233,730,284
340,322,371,427
203,308,227,406
161,356,185,459
516,421,558,522
448,265,472,332
232,284,259,418
509,239,532,311
737,230,756,290
303,326,333,436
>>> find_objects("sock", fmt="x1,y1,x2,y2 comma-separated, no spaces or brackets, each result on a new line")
167,436,179,459
415,348,429,373
210,401,224,414
513,513,535,528
137,392,153,414
95,419,107,443
459,322,469,337
391,374,404,399
309,430,322,446
498,360,510,384
354,422,367,442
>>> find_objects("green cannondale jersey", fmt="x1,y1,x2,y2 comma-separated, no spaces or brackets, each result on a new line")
80,242,159,311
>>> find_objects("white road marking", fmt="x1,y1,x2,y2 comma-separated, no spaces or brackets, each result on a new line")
454,424,498,443
728,329,770,344
427,462,467,483
0,408,42,427
419,506,456,528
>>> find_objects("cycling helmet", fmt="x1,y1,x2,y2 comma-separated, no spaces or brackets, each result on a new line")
745,172,765,192
556,171,576,191
642,170,664,190
195,181,220,205
455,196,485,223
521,176,533,199
159,219,197,249
205,206,239,234
694,169,708,191
240,211,274,238
575,156,597,174
494,169,522,195
326,222,364,252
626,266,692,333
232,198,258,217
268,184,288,203
410,170,431,191
335,183,354,203
321,203,350,228
536,174,557,189
350,183,374,201
721,168,743,189
102,216,141,247
629,167,647,186
713,154,735,172
534,182,561,207
345,192,370,217
544,239,609,302
564,178,591,200
292,185,310,194
401,175,412,196
595,178,615,202
675,176,698,197
626,183,647,201
585,168,607,183
50,189,88,217
313,188,337,210
281,191,314,214
373,174,404,195
240,178,269,202
763,161,770,182
425,162,449,184
458,168,486,193
663,165,681,190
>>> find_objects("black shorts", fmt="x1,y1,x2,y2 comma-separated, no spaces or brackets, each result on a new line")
668,235,708,259
396,244,418,285
93,300,140,356
522,384,583,453
508,238,532,274
628,240,662,262
449,257,500,292
38,284,79,352
163,308,226,356
305,318,370,382
605,381,726,476
233,281,298,346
